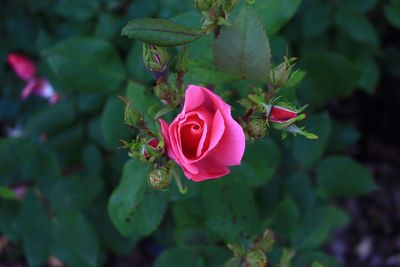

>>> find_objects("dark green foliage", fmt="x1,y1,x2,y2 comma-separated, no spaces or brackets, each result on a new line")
0,0,389,266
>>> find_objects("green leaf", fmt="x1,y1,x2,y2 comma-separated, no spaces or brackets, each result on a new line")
291,206,349,250
271,197,300,238
18,192,51,267
121,18,203,46
154,247,202,267
316,156,377,197
0,138,60,186
253,0,301,35
0,186,16,200
356,56,380,94
327,121,360,153
49,176,103,213
186,59,239,85
334,10,378,45
51,212,100,267
292,113,332,168
25,101,77,136
336,0,379,13
384,2,400,29
233,139,282,187
82,144,103,176
299,51,360,105
285,172,316,212
42,37,125,93
101,96,131,149
202,180,261,243
301,4,332,37
55,0,99,21
108,159,168,236
214,7,271,82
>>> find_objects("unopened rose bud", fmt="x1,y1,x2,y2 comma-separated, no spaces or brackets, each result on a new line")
153,82,177,106
149,166,171,190
142,138,163,161
254,230,275,253
121,97,144,127
194,0,214,11
269,57,296,89
7,53,37,81
268,105,305,130
143,44,169,72
244,249,267,267
247,118,267,138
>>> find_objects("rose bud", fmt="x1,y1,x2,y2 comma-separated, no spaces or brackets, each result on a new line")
159,85,245,181
268,57,296,89
7,53,37,81
143,44,169,72
268,105,306,130
245,249,267,267
142,138,163,161
153,81,177,106
247,118,267,139
149,166,171,190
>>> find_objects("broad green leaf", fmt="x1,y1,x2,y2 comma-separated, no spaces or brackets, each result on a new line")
0,200,19,241
51,212,100,267
49,176,103,213
186,59,239,85
42,37,125,93
154,247,202,267
356,56,380,93
271,197,300,238
83,144,103,176
25,101,77,136
327,121,360,153
55,0,99,21
214,7,271,82
301,5,332,37
101,96,131,149
253,0,301,35
291,206,349,250
284,172,316,212
384,2,400,29
336,0,379,12
0,138,60,186
292,113,332,168
17,192,51,267
233,139,282,187
0,186,16,200
202,180,261,243
108,159,168,236
316,156,377,197
299,51,360,105
121,18,203,46
334,10,378,45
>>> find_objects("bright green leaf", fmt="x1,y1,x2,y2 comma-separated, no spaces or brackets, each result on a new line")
0,186,16,200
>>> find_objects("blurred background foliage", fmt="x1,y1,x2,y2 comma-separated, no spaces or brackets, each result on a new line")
0,0,399,266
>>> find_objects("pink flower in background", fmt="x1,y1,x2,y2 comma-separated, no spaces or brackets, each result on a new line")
160,85,245,181
7,53,60,105
7,53,36,81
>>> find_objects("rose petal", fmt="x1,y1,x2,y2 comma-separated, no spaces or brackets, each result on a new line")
21,79,38,99
159,119,177,162
183,156,230,182
183,85,206,113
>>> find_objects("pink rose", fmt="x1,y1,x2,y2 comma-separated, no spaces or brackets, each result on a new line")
159,85,245,182
7,53,37,81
